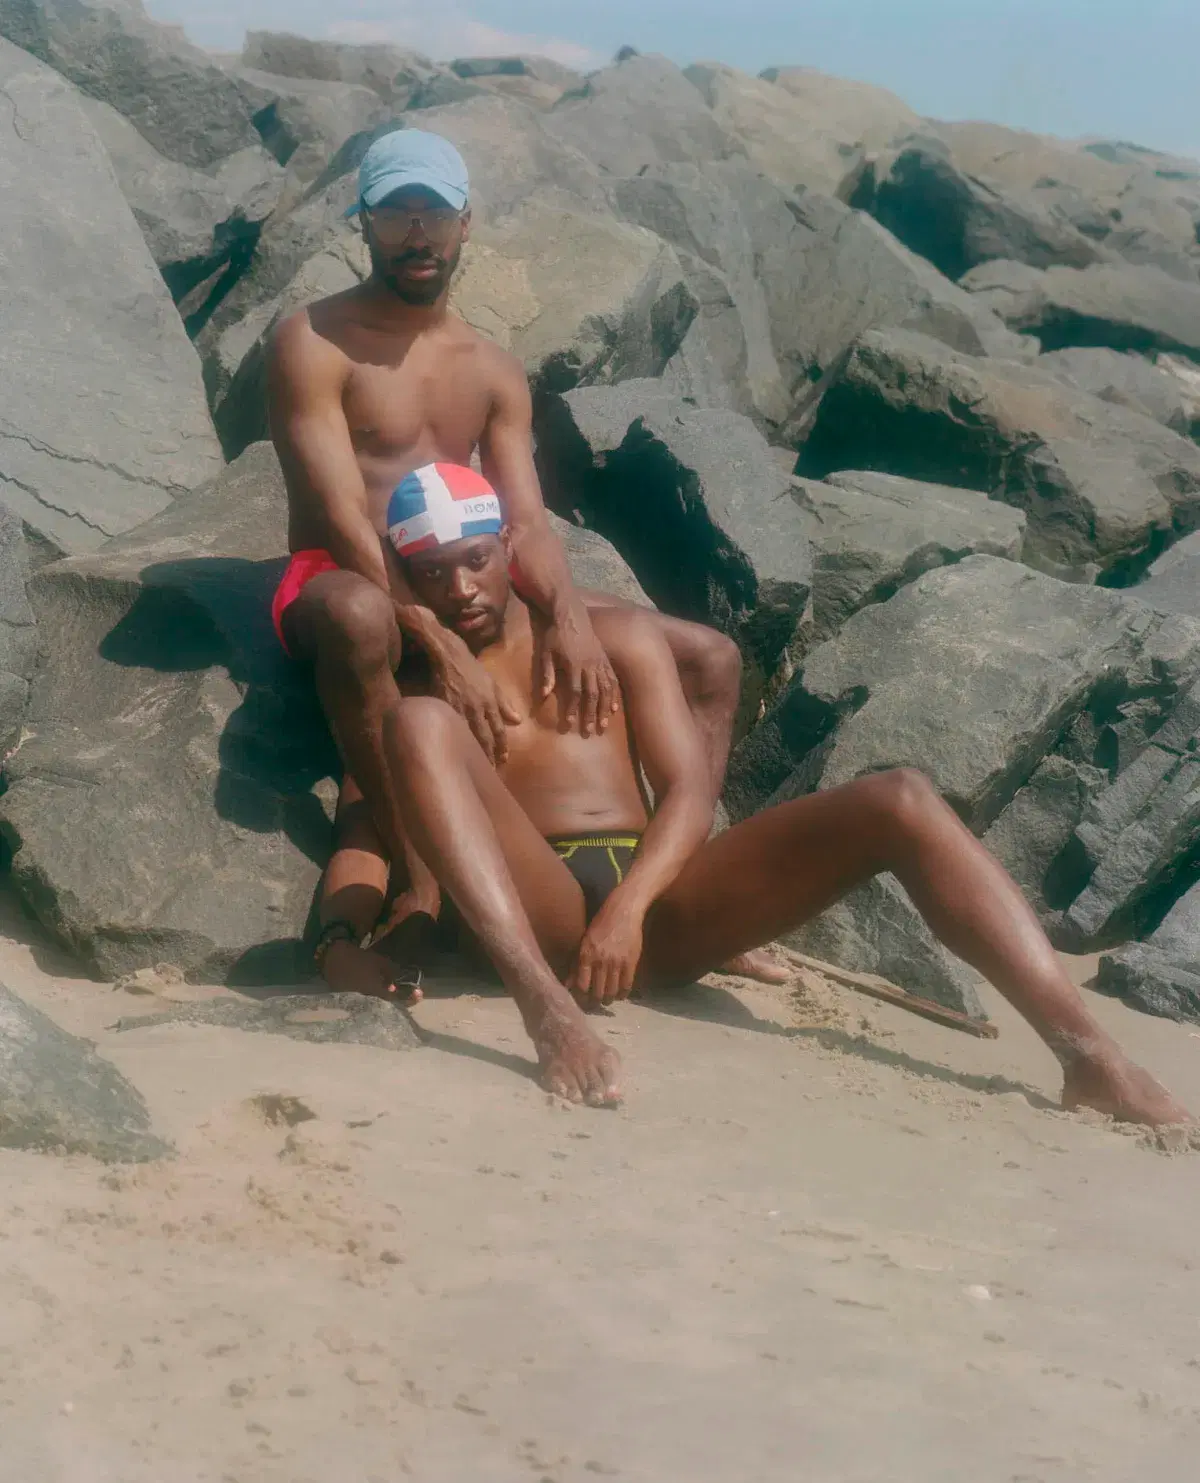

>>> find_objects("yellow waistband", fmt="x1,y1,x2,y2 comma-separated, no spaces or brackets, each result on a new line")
550,834,642,851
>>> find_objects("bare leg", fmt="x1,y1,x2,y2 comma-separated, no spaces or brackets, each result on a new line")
581,592,741,799
284,572,439,915
643,769,1189,1127
582,594,787,984
383,696,621,1106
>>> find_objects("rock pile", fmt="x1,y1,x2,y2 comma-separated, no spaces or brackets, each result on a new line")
2,2,1200,1028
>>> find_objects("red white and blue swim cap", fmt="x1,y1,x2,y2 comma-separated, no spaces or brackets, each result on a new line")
387,463,504,557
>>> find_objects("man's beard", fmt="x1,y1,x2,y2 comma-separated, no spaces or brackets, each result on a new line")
373,242,461,306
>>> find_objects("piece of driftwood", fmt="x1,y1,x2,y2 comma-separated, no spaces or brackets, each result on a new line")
781,949,1000,1039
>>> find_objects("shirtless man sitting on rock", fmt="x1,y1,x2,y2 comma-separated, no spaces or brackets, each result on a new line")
310,489,1189,1127
267,127,779,979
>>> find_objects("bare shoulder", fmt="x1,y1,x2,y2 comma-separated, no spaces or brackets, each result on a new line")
447,316,528,397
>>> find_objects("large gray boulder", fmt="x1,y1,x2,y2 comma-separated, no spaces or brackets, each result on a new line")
240,29,440,105
931,120,1200,281
1098,880,1200,1025
981,754,1108,927
0,984,169,1161
0,443,334,983
0,0,263,167
0,505,38,757
230,67,387,191
683,62,919,199
1128,530,1200,619
800,329,1200,581
724,556,1200,834
0,40,222,552
793,470,1025,641
859,140,1105,281
722,187,1030,410
1061,677,1200,947
961,260,1200,361
1039,347,1196,435
81,94,284,307
536,381,812,705
613,163,791,427
544,53,741,178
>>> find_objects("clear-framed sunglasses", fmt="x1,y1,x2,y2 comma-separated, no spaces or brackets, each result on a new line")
362,204,465,246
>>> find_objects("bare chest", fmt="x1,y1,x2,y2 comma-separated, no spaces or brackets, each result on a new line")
342,344,494,514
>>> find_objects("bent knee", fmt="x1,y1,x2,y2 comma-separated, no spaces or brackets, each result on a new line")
671,620,742,692
386,694,462,749
310,579,396,663
860,767,940,826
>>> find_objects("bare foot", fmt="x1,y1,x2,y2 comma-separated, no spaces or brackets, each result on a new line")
1062,1052,1192,1127
322,941,423,1006
535,1013,622,1108
716,948,793,986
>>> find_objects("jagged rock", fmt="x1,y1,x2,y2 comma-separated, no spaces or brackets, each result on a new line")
859,140,1104,280
1128,531,1200,619
1062,677,1200,947
0,443,335,982
782,873,986,1020
723,187,1030,411
792,470,1025,641
405,73,484,111
1039,347,1195,435
449,56,578,109
545,53,740,178
0,505,37,756
800,328,1200,581
961,260,1200,360
684,62,918,198
724,556,1200,836
0,443,652,979
613,163,790,426
0,0,263,167
549,513,652,607
211,201,696,461
981,754,1108,925
1098,877,1200,1024
1158,354,1200,436
0,40,222,552
81,94,284,307
932,120,1200,278
232,67,387,181
117,992,423,1051
240,30,440,105
535,381,812,704
1096,945,1200,1026
0,984,170,1161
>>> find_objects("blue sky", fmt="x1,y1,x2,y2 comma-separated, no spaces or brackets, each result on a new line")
147,0,1199,158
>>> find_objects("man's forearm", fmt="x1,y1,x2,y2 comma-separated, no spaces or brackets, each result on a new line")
509,518,581,623
605,790,713,919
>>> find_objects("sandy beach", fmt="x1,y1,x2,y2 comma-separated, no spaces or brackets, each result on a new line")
2,894,1198,1483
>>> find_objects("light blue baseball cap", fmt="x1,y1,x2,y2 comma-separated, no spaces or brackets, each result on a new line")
348,129,470,217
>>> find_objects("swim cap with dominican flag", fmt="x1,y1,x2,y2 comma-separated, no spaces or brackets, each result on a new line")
386,463,504,557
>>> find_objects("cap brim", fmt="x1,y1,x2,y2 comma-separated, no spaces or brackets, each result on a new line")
347,171,468,218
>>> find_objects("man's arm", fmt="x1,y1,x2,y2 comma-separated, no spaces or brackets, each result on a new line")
267,309,392,591
567,609,714,1003
479,354,618,735
267,310,516,759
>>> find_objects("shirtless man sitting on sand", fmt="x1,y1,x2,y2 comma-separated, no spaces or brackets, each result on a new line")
314,478,1190,1128
268,128,777,974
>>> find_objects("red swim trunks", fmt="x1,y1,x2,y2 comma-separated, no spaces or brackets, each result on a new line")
272,549,339,654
